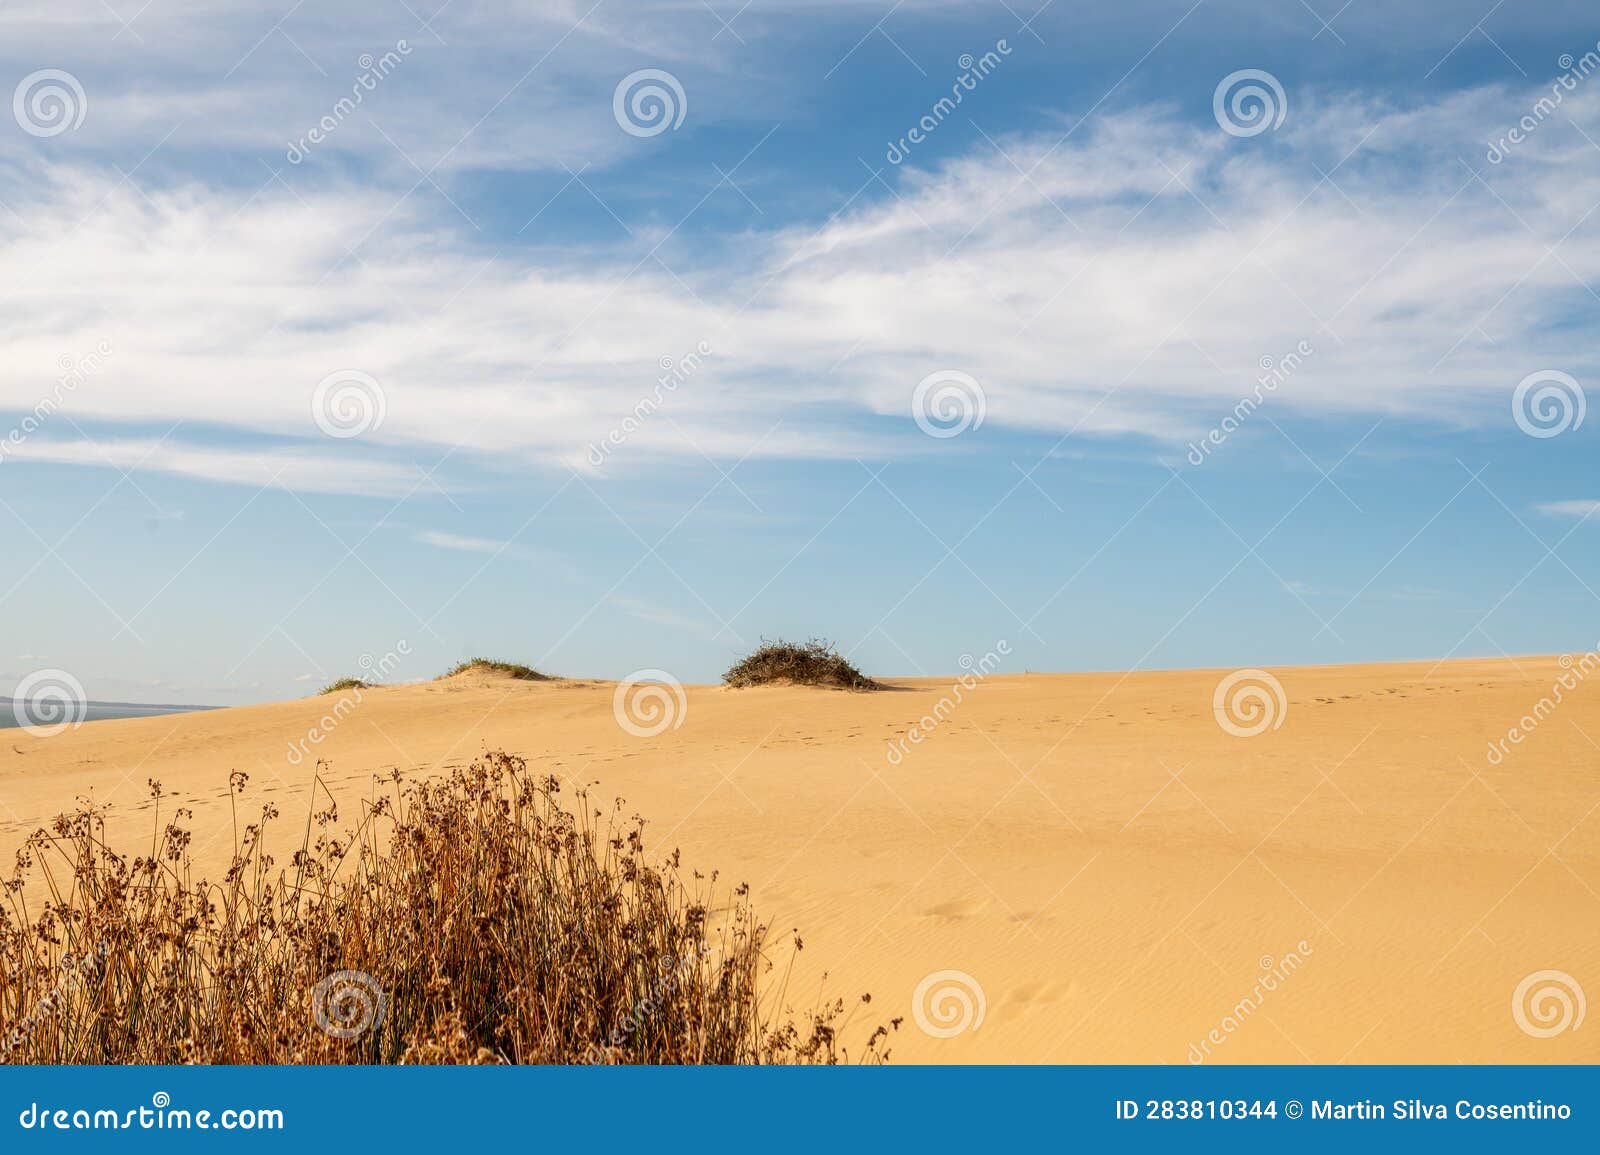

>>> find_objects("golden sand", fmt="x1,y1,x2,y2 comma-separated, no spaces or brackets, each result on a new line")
3,656,1596,1063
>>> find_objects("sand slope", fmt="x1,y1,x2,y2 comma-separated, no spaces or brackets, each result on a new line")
3,657,1597,1063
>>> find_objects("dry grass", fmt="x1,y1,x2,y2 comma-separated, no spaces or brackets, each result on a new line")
724,639,881,691
0,751,890,1065
318,677,368,695
440,659,549,681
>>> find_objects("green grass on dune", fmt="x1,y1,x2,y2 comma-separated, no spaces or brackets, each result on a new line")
318,677,369,695
440,658,549,681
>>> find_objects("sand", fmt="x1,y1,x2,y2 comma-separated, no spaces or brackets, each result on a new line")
3,656,1596,1064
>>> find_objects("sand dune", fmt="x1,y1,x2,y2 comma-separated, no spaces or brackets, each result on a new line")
3,657,1596,1063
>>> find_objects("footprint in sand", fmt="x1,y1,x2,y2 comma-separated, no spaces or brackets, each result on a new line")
1007,979,1083,1007
921,897,987,920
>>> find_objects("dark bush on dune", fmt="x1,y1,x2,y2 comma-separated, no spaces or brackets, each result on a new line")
723,639,881,690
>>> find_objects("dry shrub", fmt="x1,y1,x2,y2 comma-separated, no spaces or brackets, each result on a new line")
318,677,368,695
0,751,890,1064
723,639,881,690
440,659,548,681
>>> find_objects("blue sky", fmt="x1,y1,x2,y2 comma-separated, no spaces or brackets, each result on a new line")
2,1,1599,704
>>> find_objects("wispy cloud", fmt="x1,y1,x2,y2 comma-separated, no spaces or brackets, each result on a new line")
4,84,1599,491
0,2,664,175
608,594,705,631
414,530,576,578
416,530,520,554
1536,500,1600,518
0,436,426,496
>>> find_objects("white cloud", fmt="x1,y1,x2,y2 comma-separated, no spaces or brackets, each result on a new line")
3,82,1599,490
1536,500,1600,518
414,530,576,576
0,435,426,496
608,594,705,630
416,530,516,554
